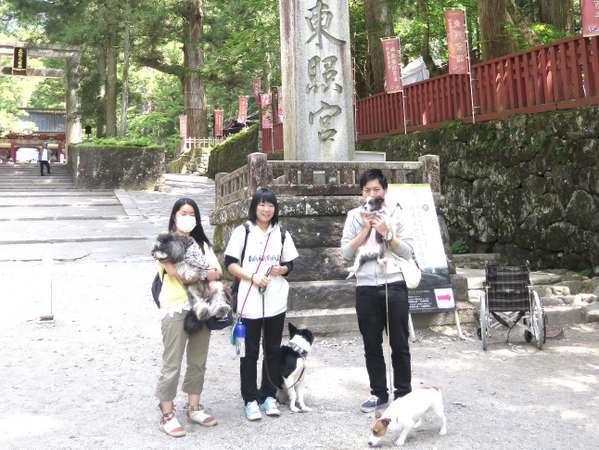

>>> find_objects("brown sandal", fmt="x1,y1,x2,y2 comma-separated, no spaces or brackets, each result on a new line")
159,406,186,437
187,404,218,427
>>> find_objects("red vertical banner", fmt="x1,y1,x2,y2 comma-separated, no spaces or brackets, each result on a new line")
260,93,273,129
237,96,248,124
253,78,261,103
445,9,468,75
179,114,187,139
582,0,599,37
276,87,284,123
381,37,402,93
214,109,224,137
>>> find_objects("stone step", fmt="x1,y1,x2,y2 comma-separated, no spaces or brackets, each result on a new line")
457,268,563,290
451,253,501,269
0,191,114,197
287,301,476,336
0,205,125,220
0,197,120,207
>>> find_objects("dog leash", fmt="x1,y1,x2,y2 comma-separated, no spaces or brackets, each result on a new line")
383,252,394,401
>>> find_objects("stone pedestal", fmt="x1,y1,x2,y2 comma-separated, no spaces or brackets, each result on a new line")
211,153,459,333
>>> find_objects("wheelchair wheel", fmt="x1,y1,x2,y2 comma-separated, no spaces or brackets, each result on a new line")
530,291,545,350
480,291,488,351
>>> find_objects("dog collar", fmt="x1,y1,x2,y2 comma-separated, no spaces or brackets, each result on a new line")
289,340,308,357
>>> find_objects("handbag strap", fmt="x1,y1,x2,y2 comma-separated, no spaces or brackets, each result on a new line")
238,229,273,318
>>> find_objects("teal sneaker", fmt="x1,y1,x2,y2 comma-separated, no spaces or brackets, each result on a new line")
260,396,281,417
244,401,262,421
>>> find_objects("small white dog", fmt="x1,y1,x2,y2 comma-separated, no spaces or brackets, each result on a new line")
368,387,447,447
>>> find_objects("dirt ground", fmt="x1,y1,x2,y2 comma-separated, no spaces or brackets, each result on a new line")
1,260,598,449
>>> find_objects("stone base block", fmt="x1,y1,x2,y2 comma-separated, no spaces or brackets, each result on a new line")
288,279,355,310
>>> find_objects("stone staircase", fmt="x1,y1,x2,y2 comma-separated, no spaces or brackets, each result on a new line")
0,163,75,191
0,163,149,262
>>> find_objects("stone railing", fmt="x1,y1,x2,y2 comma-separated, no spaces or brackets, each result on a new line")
214,152,440,208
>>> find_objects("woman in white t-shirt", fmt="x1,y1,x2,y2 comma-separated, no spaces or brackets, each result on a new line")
224,188,299,421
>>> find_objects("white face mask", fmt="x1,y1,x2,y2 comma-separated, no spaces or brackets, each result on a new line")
176,215,196,233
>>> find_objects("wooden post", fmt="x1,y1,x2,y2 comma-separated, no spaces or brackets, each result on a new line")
418,154,441,193
65,54,82,161
247,152,270,195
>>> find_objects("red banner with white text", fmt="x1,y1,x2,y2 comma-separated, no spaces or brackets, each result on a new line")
445,9,468,75
276,87,284,123
237,96,248,124
381,37,402,93
260,93,273,129
179,114,187,139
214,109,224,137
582,0,599,37
253,78,261,103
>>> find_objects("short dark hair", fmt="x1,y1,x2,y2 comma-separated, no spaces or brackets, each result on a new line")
359,169,388,190
168,197,211,248
248,187,279,225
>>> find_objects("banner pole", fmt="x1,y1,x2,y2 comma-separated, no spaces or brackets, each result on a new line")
464,9,477,124
398,34,408,134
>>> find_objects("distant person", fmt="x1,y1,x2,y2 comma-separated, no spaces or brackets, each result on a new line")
38,142,51,176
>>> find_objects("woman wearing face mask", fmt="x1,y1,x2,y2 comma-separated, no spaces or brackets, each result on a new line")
154,198,222,437
224,188,299,421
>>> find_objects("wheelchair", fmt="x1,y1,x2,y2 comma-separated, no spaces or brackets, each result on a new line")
477,263,546,350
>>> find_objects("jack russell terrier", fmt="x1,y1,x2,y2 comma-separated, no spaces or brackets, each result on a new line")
368,387,447,447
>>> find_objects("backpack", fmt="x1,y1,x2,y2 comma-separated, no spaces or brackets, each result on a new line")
151,271,164,308
230,222,287,311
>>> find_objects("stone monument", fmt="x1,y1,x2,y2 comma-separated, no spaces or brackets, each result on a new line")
279,0,355,161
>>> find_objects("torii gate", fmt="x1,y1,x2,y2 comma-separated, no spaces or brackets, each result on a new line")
0,42,81,162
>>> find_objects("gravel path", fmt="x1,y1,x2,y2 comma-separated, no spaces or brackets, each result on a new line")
1,261,598,449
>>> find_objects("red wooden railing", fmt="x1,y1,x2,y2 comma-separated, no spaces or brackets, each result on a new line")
261,122,284,153
262,35,599,150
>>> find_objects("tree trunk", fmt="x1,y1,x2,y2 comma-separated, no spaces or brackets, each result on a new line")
95,45,106,138
416,0,434,72
506,0,541,47
479,0,514,59
119,22,130,137
364,0,394,94
105,29,118,137
183,0,208,138
539,0,572,32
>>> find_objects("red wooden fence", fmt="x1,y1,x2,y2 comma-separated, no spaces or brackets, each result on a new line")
263,35,599,150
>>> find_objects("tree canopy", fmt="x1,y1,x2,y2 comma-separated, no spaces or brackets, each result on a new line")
0,0,583,151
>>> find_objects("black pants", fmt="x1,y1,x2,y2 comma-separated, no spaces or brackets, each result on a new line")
40,161,51,175
356,282,411,402
240,311,285,404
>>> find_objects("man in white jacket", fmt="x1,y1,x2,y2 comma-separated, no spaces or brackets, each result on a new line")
38,142,51,176
341,169,415,413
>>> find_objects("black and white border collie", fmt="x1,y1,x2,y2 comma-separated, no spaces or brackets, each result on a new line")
277,323,315,412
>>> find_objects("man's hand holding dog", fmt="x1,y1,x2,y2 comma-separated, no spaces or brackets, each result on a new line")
370,216,389,238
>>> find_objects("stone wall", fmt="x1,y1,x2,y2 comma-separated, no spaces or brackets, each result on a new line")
358,105,599,274
69,145,165,189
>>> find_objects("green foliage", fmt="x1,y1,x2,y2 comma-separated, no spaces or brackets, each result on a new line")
81,136,162,148
207,125,259,178
29,79,65,109
450,239,470,254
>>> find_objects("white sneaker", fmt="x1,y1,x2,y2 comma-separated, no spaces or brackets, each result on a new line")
244,401,262,421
